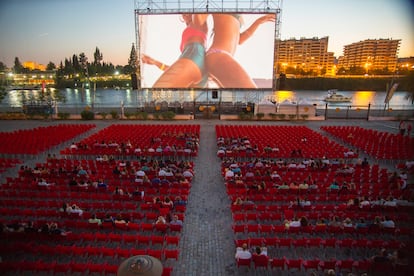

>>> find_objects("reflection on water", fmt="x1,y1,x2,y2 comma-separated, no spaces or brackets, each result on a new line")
352,91,376,106
273,90,295,103
1,88,413,110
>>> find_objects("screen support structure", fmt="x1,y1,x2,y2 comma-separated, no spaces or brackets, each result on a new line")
134,0,282,92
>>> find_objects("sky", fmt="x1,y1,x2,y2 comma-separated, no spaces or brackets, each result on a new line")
0,0,413,68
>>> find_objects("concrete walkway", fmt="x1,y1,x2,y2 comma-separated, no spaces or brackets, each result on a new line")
173,120,236,276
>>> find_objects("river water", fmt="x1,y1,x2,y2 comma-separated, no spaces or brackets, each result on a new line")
2,88,413,110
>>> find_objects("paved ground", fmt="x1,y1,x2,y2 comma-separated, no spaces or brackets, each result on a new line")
0,118,410,276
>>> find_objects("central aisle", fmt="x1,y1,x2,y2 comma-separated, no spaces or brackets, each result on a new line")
173,121,235,275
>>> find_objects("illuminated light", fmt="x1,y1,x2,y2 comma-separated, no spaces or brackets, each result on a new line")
199,106,205,111
356,108,360,112
303,107,309,112
210,106,216,112
155,105,161,111
335,108,340,112
32,75,36,78
246,106,251,112
388,108,393,112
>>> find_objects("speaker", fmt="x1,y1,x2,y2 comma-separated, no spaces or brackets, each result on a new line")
212,90,218,99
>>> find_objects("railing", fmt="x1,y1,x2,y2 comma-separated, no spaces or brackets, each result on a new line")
0,102,412,121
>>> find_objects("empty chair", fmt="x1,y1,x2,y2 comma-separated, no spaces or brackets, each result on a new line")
252,254,269,270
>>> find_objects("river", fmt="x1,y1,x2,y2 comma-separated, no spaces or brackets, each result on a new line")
1,88,413,110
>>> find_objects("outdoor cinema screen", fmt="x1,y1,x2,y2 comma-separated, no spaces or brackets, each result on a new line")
139,13,276,89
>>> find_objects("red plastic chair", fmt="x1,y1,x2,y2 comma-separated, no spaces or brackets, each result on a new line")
270,258,285,271
252,254,269,269
302,259,320,272
285,258,302,272
164,249,179,261
236,258,252,269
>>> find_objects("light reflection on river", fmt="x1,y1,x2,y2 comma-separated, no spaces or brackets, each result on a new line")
2,88,413,109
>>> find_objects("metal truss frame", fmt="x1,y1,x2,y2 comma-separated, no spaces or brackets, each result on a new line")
134,0,282,96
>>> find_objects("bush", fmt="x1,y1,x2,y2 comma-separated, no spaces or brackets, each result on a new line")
239,112,253,120
80,110,95,120
57,112,70,120
278,114,286,120
256,112,265,120
153,113,160,120
268,113,277,120
124,112,132,119
288,114,297,120
100,112,108,119
110,110,119,119
161,111,176,120
135,111,148,120
300,114,309,120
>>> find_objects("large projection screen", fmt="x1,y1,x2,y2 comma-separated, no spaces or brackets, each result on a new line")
139,13,276,89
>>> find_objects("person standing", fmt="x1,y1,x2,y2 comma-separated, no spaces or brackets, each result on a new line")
399,120,406,136
406,121,412,136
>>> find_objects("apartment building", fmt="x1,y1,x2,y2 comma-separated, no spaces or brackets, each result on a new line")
277,36,335,76
338,39,400,73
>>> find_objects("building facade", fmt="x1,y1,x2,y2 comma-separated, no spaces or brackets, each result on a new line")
277,36,335,76
338,39,400,73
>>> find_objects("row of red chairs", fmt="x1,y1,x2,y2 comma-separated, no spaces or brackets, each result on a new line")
0,124,95,154
0,260,174,276
321,125,414,160
236,256,408,275
216,125,352,158
61,124,200,156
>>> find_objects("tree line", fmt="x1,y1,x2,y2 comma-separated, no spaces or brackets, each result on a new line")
1,44,138,78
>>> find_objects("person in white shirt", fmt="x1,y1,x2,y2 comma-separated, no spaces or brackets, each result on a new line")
286,217,301,228
225,169,234,180
359,196,371,208
183,170,193,178
235,243,252,260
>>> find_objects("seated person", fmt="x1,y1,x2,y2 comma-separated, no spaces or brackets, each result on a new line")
114,214,128,225
329,179,340,191
155,215,167,225
235,243,252,260
256,246,267,256
371,248,392,263
88,214,102,225
380,216,395,228
169,215,183,226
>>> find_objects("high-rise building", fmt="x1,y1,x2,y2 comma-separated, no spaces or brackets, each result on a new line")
338,39,400,73
277,36,335,76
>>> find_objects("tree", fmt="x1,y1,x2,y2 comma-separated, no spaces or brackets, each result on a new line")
79,52,89,78
0,61,7,72
46,62,56,71
72,54,80,72
93,47,103,65
13,57,24,73
126,43,138,74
